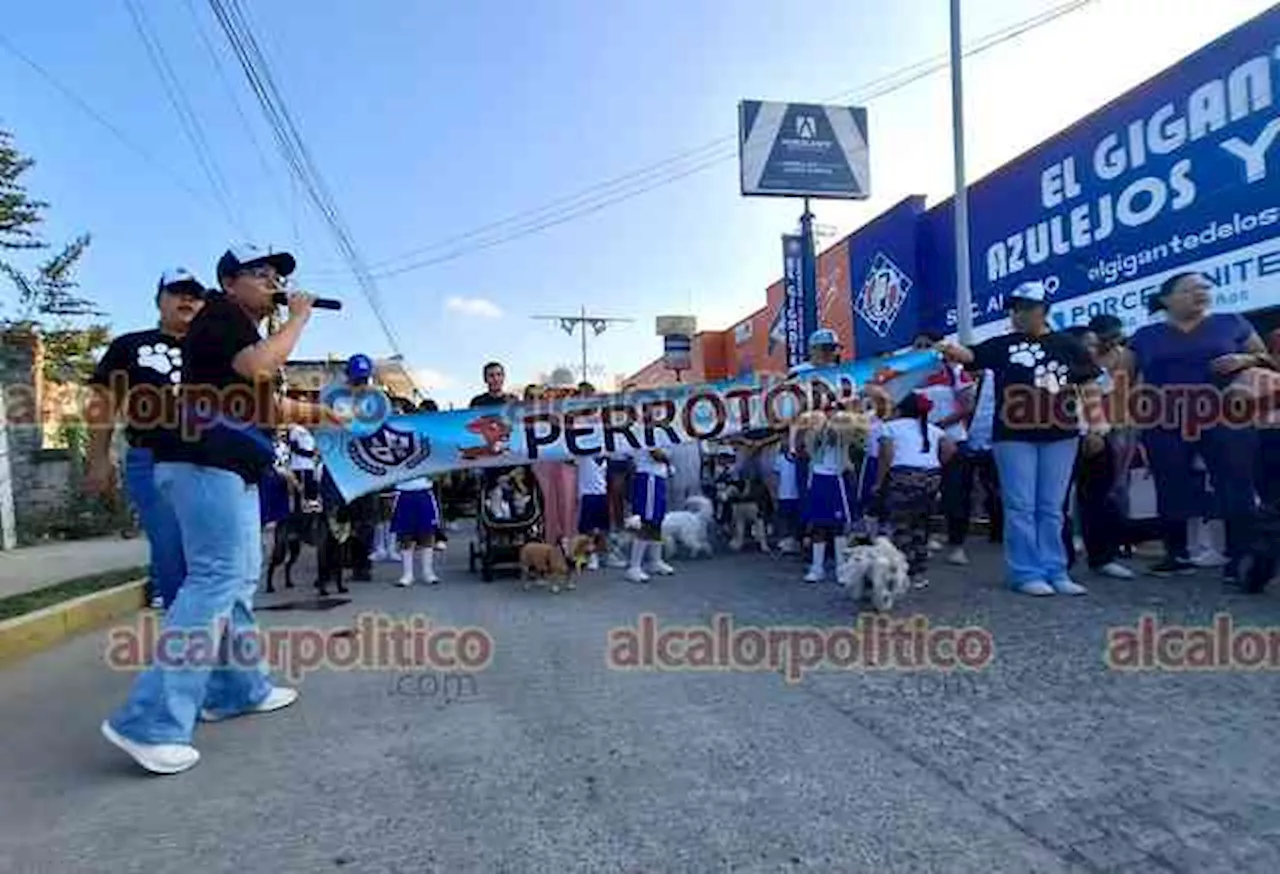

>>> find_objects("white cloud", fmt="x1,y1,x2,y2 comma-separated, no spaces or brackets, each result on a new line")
445,296,503,318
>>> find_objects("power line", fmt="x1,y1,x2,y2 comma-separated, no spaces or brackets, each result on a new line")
301,0,1098,281
181,0,293,227
122,0,244,237
356,0,1097,281
0,30,214,207
207,0,405,363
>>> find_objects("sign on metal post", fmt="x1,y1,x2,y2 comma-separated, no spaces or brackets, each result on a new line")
739,101,870,199
656,315,697,376
781,235,806,368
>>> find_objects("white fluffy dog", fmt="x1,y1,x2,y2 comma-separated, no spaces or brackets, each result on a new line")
661,495,715,558
837,536,911,612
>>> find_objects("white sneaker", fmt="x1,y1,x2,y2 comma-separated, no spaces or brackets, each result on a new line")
607,551,629,569
911,576,929,590
778,537,798,555
369,549,388,563
646,558,675,576
199,687,299,723
804,567,825,584
1013,580,1056,596
625,567,650,584
1050,577,1088,596
434,542,448,552
101,721,200,775
1096,562,1135,580
424,570,441,585
946,547,969,566
927,537,944,552
587,554,600,571
1190,549,1227,568
396,574,414,587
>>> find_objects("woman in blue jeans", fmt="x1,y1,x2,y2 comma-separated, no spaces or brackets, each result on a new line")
102,245,344,776
939,280,1109,596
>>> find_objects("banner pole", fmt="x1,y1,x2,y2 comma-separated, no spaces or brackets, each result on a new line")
950,0,974,345
800,196,818,347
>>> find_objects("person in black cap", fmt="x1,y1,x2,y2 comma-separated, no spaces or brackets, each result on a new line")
86,269,207,610
103,243,344,776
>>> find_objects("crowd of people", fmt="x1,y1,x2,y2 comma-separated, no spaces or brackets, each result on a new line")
84,249,1277,775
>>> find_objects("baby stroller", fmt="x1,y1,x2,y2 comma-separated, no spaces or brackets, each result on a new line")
468,465,545,581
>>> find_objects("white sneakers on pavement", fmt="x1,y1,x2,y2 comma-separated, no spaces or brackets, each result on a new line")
101,721,200,775
103,686,298,776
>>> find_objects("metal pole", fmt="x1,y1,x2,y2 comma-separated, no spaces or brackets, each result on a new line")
950,0,974,345
799,197,818,348
580,304,589,383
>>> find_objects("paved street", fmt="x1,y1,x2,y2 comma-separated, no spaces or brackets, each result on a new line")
3,537,1280,873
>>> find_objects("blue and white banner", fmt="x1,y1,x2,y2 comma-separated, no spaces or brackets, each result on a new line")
917,6,1280,340
317,350,942,500
850,195,928,357
783,234,805,369
739,100,871,199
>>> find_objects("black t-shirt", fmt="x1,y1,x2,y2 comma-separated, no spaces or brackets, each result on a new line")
156,294,275,483
969,331,1100,443
469,391,513,408
89,329,185,454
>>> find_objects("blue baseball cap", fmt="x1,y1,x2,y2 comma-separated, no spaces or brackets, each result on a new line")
809,328,841,348
216,243,297,282
157,268,206,298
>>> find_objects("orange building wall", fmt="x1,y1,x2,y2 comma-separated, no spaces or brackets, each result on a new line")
625,238,853,387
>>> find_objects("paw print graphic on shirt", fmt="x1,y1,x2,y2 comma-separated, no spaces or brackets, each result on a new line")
1007,341,1045,369
1034,360,1070,394
137,342,183,383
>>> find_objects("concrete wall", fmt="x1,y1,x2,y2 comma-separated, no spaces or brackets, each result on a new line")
0,328,79,546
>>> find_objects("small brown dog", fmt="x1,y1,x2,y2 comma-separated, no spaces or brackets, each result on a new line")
519,541,573,593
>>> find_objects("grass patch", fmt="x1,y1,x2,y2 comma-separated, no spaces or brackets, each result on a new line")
0,566,148,622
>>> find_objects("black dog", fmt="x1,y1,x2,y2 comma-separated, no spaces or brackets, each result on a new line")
266,503,347,595
1239,502,1280,594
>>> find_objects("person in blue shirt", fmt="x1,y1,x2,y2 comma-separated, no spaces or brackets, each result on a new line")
1121,271,1273,586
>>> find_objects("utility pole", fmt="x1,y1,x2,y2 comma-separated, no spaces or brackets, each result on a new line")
531,306,634,384
950,0,974,344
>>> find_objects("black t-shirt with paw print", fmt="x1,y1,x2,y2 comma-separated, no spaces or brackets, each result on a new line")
90,328,186,454
155,294,275,484
968,331,1100,443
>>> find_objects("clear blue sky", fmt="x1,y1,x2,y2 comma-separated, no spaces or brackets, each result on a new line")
1,0,1273,406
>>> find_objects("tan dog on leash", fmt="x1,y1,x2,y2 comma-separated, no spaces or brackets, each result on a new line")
519,542,574,593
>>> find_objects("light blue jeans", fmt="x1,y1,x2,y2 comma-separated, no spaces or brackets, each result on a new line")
108,462,273,745
992,439,1079,587
123,447,186,608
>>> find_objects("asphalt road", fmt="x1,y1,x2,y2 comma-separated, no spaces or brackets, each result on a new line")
3,537,1280,873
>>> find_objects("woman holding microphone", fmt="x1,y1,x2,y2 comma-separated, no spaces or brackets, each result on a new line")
102,244,347,776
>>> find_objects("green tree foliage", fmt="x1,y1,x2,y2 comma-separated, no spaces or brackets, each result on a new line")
0,128,108,383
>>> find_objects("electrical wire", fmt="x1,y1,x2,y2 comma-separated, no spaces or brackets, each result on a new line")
122,0,245,236
207,0,404,360
181,0,293,227
0,30,214,207
304,0,1095,280
356,0,1099,281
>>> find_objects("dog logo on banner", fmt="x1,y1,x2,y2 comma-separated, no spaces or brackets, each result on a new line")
856,253,911,338
347,422,431,477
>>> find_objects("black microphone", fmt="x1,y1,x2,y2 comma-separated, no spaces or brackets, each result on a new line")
272,292,342,310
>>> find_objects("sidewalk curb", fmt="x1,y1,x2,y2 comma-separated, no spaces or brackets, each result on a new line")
0,579,147,667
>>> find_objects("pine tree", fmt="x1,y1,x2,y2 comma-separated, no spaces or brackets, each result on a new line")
0,127,108,383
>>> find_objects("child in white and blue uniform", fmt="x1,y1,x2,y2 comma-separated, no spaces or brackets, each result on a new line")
627,448,674,583
391,475,441,586
773,443,802,553
802,427,856,583
576,454,611,570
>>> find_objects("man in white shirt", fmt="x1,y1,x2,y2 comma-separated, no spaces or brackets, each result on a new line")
287,424,319,505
